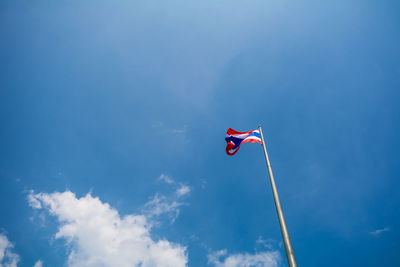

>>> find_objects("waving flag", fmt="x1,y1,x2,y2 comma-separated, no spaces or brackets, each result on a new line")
225,128,262,155
225,126,298,267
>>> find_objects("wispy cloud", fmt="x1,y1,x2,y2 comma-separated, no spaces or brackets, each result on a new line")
256,236,276,250
170,127,187,134
157,174,191,198
158,174,175,184
176,184,191,197
33,260,43,267
370,227,390,236
152,122,187,135
144,183,190,223
200,179,207,189
0,233,20,267
28,191,188,267
143,194,183,222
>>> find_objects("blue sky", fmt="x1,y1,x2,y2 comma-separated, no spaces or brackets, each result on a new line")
1,0,399,266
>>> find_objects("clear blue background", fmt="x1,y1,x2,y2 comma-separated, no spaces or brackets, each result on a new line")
1,0,399,266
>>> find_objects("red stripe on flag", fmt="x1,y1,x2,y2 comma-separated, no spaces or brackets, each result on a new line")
226,128,255,135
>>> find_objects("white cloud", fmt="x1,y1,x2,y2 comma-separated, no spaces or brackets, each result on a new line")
33,260,43,267
208,249,280,267
370,227,390,236
176,185,191,197
28,191,187,267
0,233,20,267
158,174,175,184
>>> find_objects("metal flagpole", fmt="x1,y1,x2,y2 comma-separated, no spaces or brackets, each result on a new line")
258,125,298,267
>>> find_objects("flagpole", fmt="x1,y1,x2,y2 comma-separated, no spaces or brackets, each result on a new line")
258,125,298,267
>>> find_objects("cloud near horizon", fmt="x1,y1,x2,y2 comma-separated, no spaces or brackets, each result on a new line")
0,233,20,267
27,186,280,267
28,191,188,267
208,249,281,267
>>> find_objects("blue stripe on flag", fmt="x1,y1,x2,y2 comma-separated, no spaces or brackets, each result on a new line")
224,136,243,150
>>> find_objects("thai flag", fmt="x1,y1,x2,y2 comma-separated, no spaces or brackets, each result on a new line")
225,128,262,155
